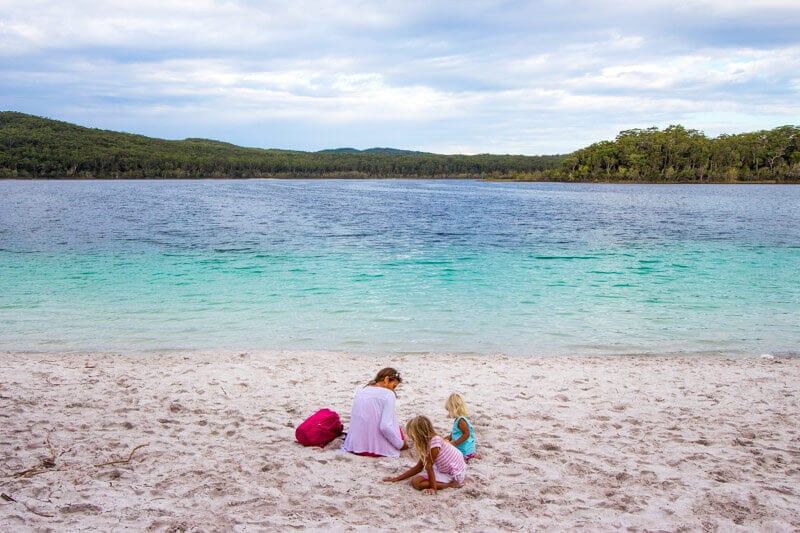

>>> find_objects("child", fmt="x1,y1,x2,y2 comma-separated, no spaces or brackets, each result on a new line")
382,415,466,494
445,393,476,461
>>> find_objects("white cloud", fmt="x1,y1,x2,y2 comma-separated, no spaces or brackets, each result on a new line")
1,1,799,153
0,0,421,55
673,0,800,14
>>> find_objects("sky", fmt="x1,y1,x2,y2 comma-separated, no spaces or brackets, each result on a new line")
1,1,799,155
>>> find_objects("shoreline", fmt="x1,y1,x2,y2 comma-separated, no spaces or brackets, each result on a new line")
2,350,799,531
3,347,798,360
2,176,799,184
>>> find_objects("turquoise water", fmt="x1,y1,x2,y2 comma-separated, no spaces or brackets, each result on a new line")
1,179,798,356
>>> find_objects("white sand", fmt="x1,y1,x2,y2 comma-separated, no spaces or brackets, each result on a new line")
1,350,798,531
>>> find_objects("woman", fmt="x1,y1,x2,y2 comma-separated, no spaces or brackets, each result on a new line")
342,367,407,457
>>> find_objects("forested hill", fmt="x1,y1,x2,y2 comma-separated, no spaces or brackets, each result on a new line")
1,112,798,181
560,124,800,182
317,147,429,155
0,112,563,179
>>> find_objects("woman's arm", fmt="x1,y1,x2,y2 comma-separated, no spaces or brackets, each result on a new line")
378,392,405,449
451,418,470,447
383,460,423,482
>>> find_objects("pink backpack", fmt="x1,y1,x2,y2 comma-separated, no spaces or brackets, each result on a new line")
295,408,343,447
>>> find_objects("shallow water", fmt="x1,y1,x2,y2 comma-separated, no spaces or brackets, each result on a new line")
1,179,798,356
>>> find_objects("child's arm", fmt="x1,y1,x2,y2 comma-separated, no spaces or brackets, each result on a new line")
450,418,471,447
383,460,423,483
424,447,440,494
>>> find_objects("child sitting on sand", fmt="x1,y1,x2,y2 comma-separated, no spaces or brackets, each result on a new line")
445,392,477,461
382,415,466,494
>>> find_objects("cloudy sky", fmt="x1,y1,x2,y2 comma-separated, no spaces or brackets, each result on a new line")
2,1,799,154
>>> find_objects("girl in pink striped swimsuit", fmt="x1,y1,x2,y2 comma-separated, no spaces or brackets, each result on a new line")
383,415,466,494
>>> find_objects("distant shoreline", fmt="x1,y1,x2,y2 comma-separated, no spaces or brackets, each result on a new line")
3,113,798,183
0,176,794,184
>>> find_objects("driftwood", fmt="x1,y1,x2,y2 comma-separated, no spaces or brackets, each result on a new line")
94,443,149,467
2,492,54,518
12,434,56,478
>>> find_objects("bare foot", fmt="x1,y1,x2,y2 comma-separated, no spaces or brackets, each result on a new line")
449,478,467,489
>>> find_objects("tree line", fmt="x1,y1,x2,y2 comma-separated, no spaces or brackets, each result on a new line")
557,124,800,182
0,112,562,179
1,112,798,181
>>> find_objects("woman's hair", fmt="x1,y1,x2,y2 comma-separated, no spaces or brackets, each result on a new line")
368,367,402,385
445,393,468,418
405,415,437,466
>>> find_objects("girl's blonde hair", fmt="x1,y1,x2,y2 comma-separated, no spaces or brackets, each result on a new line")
405,416,438,467
445,393,469,418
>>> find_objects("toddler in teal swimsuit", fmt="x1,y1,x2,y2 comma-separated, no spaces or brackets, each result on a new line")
445,393,476,461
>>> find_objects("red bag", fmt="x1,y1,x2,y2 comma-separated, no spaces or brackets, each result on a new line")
295,408,343,447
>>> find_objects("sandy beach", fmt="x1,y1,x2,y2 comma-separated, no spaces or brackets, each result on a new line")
1,350,798,531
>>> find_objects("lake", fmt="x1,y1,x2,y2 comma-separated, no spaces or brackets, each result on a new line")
1,179,798,356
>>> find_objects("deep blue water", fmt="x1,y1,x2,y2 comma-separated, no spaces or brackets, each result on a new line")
1,179,798,356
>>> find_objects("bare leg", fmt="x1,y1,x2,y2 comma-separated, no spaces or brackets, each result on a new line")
411,476,459,490
411,475,430,490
